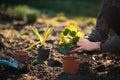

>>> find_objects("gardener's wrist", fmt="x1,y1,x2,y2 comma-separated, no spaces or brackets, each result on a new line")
93,42,101,50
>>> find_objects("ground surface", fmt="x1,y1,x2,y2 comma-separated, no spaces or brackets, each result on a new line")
0,19,120,80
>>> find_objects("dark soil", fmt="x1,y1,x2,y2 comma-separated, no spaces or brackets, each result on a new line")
0,21,120,80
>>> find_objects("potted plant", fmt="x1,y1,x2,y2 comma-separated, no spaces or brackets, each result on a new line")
59,25,84,74
24,25,54,61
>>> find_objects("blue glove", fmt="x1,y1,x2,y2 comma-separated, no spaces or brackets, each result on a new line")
0,60,18,68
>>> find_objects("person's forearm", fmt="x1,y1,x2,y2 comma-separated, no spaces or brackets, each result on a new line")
88,0,110,42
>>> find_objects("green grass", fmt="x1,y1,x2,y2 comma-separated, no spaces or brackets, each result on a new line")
0,5,39,22
8,5,39,22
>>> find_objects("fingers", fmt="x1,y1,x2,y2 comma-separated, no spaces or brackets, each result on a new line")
77,39,84,46
70,39,86,53
77,42,80,46
79,38,84,42
77,41,83,46
70,46,83,53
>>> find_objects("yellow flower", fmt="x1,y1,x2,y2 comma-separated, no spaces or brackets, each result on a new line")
65,25,78,32
76,32,84,39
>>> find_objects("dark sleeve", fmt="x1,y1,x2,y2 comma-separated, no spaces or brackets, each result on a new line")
101,36,120,52
88,0,111,42
87,0,120,52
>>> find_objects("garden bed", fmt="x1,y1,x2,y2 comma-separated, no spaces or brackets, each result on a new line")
0,21,120,80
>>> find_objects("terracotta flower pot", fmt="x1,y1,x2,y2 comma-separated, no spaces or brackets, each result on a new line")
62,56,79,74
37,44,52,61
14,50,28,63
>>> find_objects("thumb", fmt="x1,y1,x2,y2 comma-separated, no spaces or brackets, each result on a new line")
70,47,82,53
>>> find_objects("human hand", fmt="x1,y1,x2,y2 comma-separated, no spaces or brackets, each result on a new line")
70,39,100,53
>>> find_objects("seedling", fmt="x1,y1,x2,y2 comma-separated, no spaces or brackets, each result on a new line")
24,25,54,51
59,25,84,55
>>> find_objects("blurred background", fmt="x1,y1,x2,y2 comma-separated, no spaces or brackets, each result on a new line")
0,0,102,20
0,0,102,38
1,1,120,80
0,0,102,16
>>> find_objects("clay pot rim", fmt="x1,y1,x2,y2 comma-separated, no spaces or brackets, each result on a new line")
37,44,52,49
13,50,29,54
62,56,80,61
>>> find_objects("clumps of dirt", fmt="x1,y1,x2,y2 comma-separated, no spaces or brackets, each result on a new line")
0,23,120,80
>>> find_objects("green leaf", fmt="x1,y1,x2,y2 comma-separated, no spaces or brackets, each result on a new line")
70,36,79,45
31,26,43,42
69,31,76,37
24,41,41,51
42,25,54,45
63,29,70,35
59,43,71,55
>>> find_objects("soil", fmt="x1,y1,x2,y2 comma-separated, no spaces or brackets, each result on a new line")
0,20,120,80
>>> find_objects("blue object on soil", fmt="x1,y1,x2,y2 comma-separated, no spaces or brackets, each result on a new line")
0,60,18,68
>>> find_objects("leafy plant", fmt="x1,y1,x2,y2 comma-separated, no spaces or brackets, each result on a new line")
7,5,39,22
24,25,54,51
59,25,84,55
